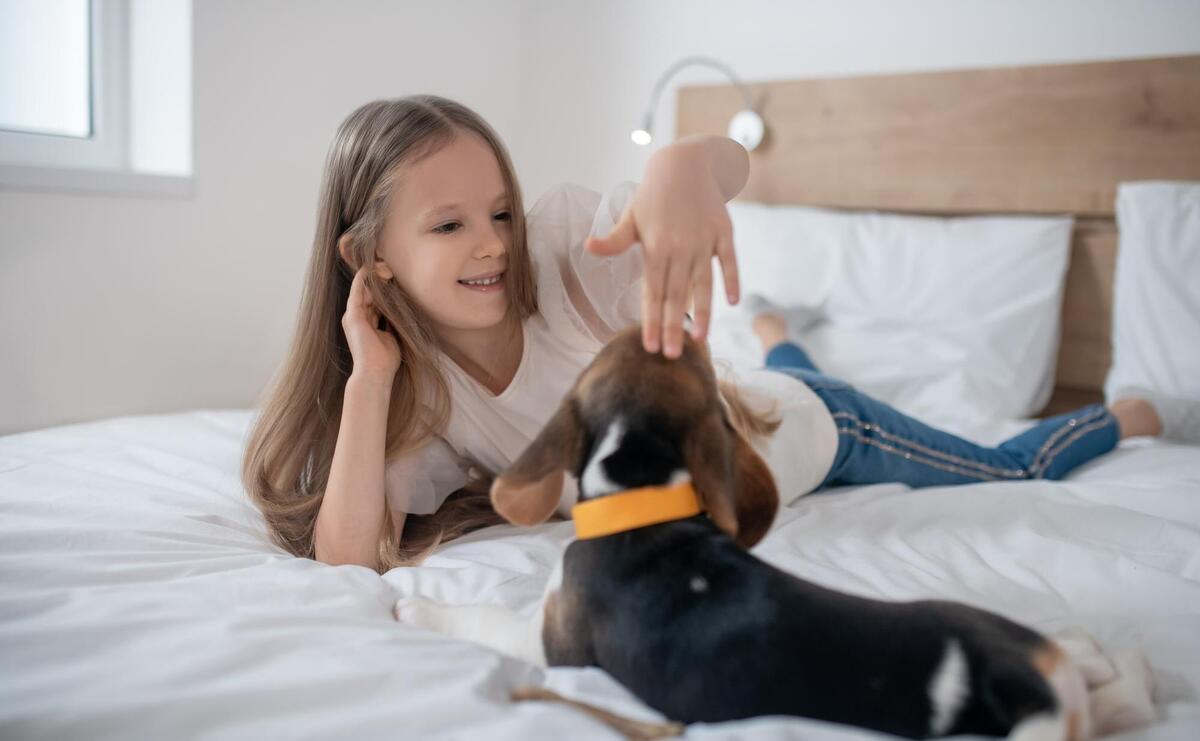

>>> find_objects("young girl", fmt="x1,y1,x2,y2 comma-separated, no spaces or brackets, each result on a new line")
243,95,1178,574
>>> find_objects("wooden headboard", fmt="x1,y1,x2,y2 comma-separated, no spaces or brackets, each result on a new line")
677,55,1200,416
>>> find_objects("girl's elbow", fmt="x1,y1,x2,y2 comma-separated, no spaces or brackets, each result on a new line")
314,537,380,571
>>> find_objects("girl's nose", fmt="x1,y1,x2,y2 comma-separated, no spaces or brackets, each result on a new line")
474,225,507,259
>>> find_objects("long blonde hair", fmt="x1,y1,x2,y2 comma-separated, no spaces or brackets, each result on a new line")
242,95,780,573
242,96,535,572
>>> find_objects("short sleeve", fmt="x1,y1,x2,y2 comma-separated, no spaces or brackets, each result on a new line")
383,435,472,516
527,181,644,342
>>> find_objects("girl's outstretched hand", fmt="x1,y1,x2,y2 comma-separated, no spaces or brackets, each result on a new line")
342,267,402,384
584,160,739,359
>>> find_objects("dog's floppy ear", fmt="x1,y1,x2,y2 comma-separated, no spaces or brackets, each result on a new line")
726,429,779,548
684,411,739,541
684,409,779,549
490,398,584,526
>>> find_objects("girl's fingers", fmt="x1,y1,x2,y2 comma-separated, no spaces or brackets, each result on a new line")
359,269,376,309
690,257,714,342
359,273,385,326
661,254,693,358
346,268,380,328
715,229,740,305
345,268,364,317
587,206,639,256
641,254,666,354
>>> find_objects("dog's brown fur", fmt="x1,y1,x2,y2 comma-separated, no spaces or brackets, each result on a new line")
491,325,779,548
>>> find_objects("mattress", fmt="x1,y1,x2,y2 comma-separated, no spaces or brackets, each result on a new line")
1,409,1198,740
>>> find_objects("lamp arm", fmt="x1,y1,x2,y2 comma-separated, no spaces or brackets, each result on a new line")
640,55,758,131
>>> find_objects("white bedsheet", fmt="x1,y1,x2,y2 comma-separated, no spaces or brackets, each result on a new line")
1,409,1198,740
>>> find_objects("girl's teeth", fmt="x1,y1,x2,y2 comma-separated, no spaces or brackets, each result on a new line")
462,274,501,286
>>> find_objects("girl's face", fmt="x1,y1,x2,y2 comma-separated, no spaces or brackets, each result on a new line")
377,132,514,338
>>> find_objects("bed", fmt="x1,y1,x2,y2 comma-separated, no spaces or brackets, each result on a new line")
3,56,1199,740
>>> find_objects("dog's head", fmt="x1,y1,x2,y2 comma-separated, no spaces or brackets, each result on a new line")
489,325,779,548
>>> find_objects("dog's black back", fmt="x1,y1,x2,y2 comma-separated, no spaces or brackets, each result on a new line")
554,516,1057,738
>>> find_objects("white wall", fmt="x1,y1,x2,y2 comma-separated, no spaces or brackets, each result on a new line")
2,0,1199,435
0,0,525,435
513,0,1200,203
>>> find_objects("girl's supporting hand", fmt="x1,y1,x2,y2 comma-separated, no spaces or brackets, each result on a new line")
585,140,744,359
343,267,402,384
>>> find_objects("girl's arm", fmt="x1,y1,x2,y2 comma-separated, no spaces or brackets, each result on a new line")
314,372,399,570
585,134,750,359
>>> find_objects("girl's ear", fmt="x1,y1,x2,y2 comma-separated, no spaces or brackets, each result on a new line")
684,409,779,548
490,399,584,526
338,234,394,281
372,260,394,281
337,234,354,268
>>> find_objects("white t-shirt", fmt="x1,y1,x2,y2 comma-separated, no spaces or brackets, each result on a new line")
384,181,838,517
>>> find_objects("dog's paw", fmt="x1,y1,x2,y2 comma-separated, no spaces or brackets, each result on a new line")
393,596,455,634
1052,626,1118,688
1088,649,1156,736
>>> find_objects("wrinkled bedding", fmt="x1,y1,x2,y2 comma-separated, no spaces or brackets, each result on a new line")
1,409,1197,740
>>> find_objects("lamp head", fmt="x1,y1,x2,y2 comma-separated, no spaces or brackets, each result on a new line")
728,109,764,151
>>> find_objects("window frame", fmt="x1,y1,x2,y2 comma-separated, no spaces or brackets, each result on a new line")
0,0,128,170
0,0,192,198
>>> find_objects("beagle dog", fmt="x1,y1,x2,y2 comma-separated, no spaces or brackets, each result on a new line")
396,326,1109,740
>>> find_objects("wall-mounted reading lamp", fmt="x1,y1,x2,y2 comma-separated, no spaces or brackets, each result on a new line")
631,55,764,151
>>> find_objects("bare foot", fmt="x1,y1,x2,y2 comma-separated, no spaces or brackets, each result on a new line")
743,294,825,352
752,313,788,351
1110,398,1163,439
1111,388,1200,444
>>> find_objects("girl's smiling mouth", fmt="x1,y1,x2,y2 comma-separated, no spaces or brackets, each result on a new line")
458,269,505,291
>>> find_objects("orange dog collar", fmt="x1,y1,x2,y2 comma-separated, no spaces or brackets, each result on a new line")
572,480,703,539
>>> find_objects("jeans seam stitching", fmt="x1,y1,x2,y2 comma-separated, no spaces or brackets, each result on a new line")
1032,407,1107,466
1029,417,1114,477
837,427,1001,482
831,411,1027,478
1030,408,1107,471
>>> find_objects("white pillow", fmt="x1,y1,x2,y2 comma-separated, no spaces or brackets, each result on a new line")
1105,181,1200,402
705,201,847,375
708,201,1074,429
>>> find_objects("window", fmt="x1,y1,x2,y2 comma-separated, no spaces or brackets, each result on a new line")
0,0,192,196
0,0,92,138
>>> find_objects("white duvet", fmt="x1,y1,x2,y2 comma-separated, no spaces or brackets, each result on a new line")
1,409,1198,740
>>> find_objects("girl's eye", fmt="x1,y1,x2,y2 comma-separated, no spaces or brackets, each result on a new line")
433,212,509,234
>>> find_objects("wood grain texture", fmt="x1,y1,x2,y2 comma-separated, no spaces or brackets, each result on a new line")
1056,220,1117,392
677,56,1200,416
678,56,1200,216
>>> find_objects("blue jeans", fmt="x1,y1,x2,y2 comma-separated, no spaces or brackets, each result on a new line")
764,341,1120,489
